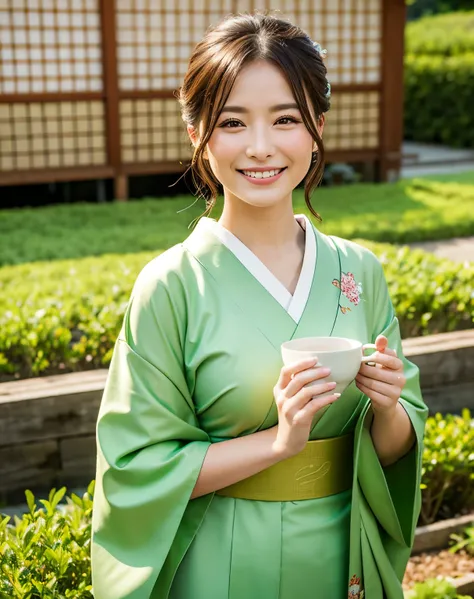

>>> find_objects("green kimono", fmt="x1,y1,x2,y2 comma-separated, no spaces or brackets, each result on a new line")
91,214,428,599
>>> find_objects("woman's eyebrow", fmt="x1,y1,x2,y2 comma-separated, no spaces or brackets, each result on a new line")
220,103,299,113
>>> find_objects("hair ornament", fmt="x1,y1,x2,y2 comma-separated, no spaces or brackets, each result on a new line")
311,40,331,100
325,81,331,100
312,41,328,58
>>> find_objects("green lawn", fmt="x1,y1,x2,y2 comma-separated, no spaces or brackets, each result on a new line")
1,173,474,266
418,170,474,184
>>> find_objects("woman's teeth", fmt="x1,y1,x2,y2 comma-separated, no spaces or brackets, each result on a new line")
241,169,283,179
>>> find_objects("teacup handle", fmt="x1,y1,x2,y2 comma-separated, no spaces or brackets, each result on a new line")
361,343,377,364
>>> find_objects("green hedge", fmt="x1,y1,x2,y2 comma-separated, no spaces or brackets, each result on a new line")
405,578,470,599
0,484,94,598
404,52,474,148
0,242,472,382
1,412,473,596
406,11,474,56
420,410,474,525
0,240,474,380
404,12,474,148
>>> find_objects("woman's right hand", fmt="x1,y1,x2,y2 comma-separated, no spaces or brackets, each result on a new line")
272,358,340,459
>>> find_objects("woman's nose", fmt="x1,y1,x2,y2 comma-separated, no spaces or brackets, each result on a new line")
245,127,275,160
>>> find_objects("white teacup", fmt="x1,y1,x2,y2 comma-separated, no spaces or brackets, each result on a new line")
281,336,377,396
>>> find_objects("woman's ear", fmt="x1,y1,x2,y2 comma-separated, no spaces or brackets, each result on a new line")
187,124,208,160
318,113,325,137
312,115,326,152
187,124,198,148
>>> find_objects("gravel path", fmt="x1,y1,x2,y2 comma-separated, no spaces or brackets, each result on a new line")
409,237,474,264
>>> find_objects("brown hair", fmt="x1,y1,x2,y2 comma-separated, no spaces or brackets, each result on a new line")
176,10,331,222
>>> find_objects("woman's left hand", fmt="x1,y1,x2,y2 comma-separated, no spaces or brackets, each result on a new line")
355,335,406,416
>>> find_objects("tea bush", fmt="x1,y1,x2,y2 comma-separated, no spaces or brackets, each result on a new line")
406,11,474,57
0,242,472,382
404,52,474,148
404,12,474,148
420,410,474,525
405,578,470,599
0,483,94,599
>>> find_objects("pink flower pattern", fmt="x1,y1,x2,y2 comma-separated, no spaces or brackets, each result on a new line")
332,271,363,314
348,574,364,599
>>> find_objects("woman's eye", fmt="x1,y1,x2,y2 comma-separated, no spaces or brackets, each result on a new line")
277,116,299,125
220,119,242,128
219,116,299,128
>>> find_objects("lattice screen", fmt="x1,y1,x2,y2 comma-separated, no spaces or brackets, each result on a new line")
0,0,102,94
0,0,104,172
0,102,106,171
0,0,383,176
324,92,380,150
115,0,382,159
115,0,381,89
120,98,190,164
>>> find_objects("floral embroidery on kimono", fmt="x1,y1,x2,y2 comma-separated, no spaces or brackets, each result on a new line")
348,574,364,599
332,272,363,314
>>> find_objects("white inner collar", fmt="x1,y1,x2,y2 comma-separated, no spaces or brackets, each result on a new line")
195,213,316,324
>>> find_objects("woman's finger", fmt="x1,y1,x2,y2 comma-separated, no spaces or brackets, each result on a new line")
284,366,331,398
283,380,338,417
355,375,401,401
358,365,406,387
277,358,318,390
293,393,341,424
374,335,388,352
362,351,403,371
355,380,397,410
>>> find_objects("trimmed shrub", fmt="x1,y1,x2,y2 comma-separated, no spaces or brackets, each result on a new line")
0,242,473,382
406,11,474,56
0,484,93,598
405,577,470,599
420,410,474,526
404,12,474,148
404,52,474,148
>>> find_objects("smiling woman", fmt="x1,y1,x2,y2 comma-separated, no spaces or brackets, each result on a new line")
178,16,331,224
91,9,427,599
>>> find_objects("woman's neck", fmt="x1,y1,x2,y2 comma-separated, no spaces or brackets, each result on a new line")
218,204,303,256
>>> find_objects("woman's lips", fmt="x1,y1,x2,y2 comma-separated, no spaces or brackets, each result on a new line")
238,167,287,185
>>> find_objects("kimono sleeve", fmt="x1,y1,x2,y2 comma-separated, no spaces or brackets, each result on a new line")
353,253,429,598
91,260,212,599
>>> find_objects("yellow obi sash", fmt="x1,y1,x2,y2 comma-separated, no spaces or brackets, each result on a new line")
216,433,354,502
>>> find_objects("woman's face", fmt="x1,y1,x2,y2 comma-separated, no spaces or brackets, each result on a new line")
188,59,324,211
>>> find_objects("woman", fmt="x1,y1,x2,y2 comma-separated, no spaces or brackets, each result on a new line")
91,11,428,599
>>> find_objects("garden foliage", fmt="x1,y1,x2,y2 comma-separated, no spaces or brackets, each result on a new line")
0,483,94,599
404,12,474,148
2,179,474,268
406,11,474,56
404,577,470,599
420,410,474,525
0,241,472,381
449,524,474,555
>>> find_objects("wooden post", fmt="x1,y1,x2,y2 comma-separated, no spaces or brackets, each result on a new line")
99,0,126,200
379,0,406,182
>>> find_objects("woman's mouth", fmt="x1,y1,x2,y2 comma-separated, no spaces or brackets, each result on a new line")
237,167,287,185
